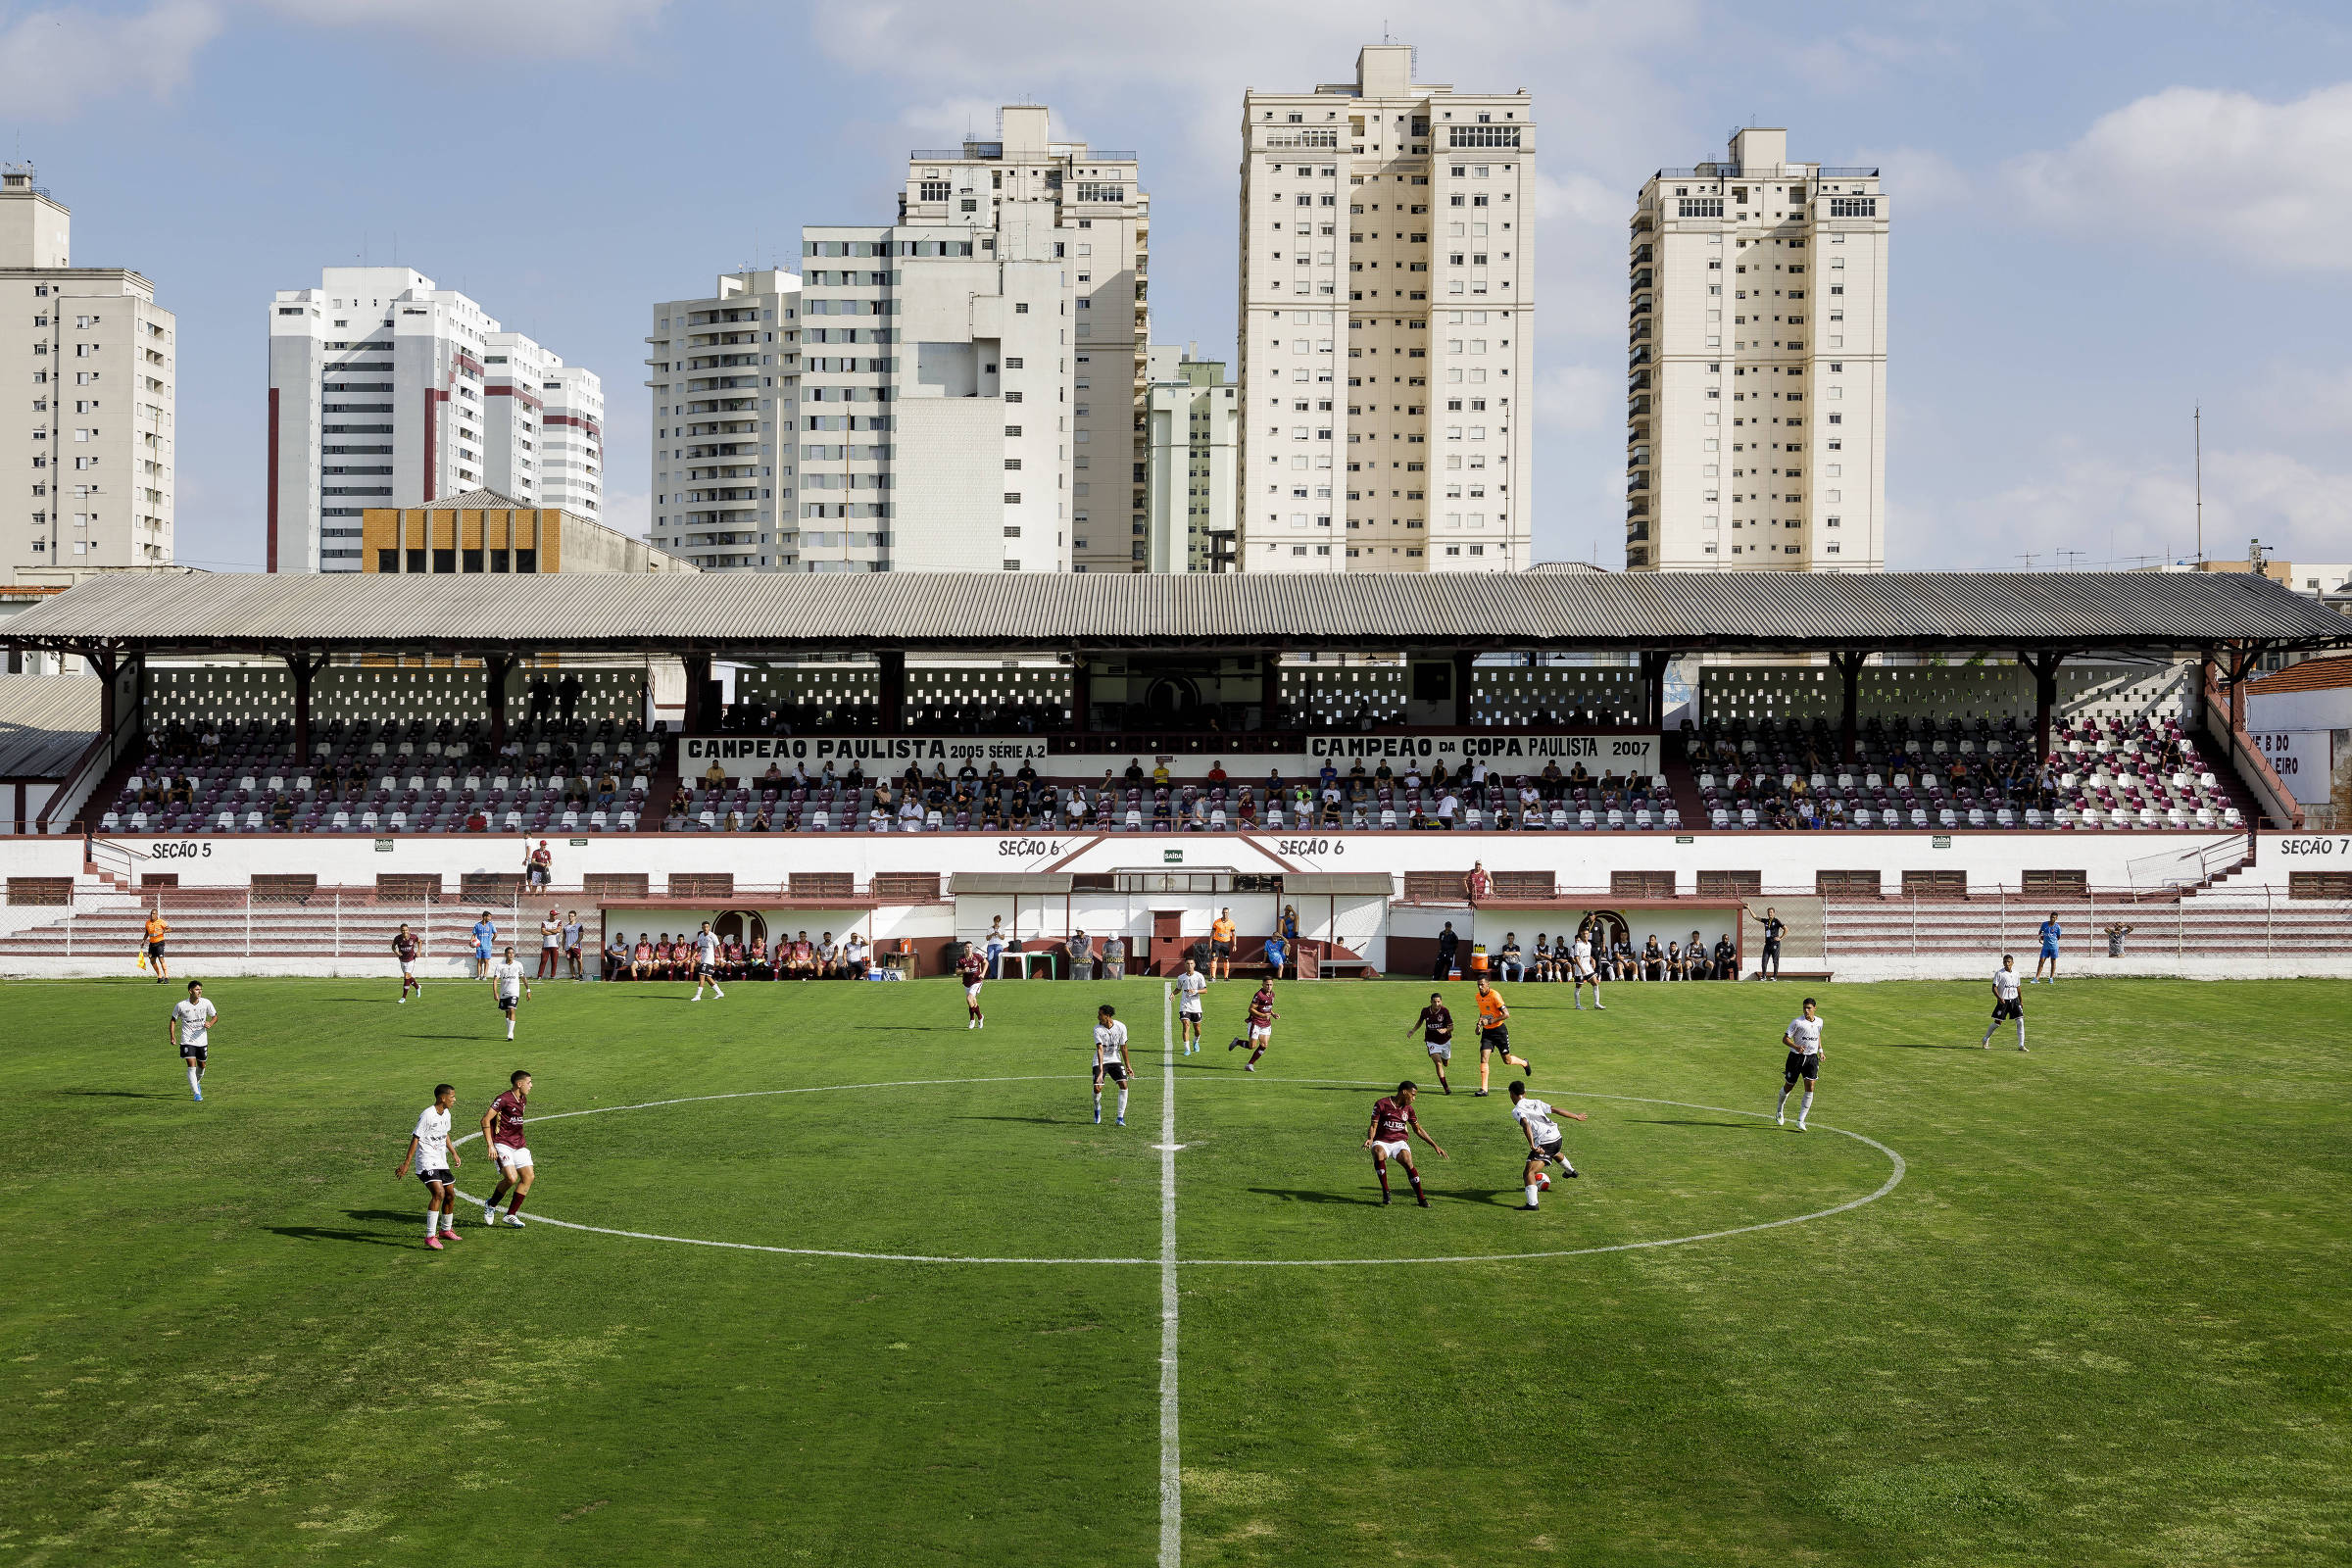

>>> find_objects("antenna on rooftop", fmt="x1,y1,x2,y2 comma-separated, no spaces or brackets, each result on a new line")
2193,405,2204,566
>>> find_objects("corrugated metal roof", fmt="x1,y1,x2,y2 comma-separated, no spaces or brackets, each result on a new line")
0,674,101,779
8,570,2349,654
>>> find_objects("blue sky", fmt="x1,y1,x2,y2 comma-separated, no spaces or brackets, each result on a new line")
7,0,2351,575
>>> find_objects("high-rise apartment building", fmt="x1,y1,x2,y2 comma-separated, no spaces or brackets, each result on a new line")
1,163,175,575
1626,128,1886,572
646,269,799,570
267,267,601,571
1238,46,1534,573
901,107,1150,571
1143,350,1238,571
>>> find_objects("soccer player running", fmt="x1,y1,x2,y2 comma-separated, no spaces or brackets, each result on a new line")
689,921,726,1002
1230,979,1279,1071
169,980,217,1102
481,1070,536,1227
1472,975,1532,1099
1364,1080,1447,1206
391,922,423,1003
1570,922,1607,1011
394,1083,464,1250
1982,954,2028,1052
1093,1004,1131,1126
958,943,987,1029
1776,997,1825,1131
1175,957,1208,1054
141,906,171,983
1507,1080,1586,1208
490,946,530,1040
1405,991,1455,1094
2034,912,2063,984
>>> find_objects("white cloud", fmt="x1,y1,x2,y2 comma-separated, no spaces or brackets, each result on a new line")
2009,82,2352,271
1851,145,1970,215
0,1,222,119
259,0,669,54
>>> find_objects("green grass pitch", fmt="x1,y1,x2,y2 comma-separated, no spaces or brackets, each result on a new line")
2,971,2347,1566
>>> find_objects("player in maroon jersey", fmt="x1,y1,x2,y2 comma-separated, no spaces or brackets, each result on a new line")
479,1069,536,1228
1228,980,1280,1071
957,945,988,1029
1363,1080,1446,1206
390,923,423,1004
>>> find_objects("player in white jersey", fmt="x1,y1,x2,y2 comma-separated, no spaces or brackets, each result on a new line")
168,980,218,1102
490,947,530,1040
1981,954,2027,1051
1174,958,1208,1054
1092,1004,1131,1126
689,921,726,1002
1507,1080,1586,1208
1777,998,1825,1130
1570,924,1607,1011
394,1083,464,1249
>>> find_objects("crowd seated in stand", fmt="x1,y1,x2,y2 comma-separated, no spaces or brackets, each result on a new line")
1682,710,2240,831
102,714,661,836
602,929,872,981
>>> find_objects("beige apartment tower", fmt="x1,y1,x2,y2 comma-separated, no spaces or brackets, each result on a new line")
1,164,175,575
1238,46,1534,572
1626,128,1887,571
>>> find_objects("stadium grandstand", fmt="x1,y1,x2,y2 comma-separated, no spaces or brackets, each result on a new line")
1,568,2347,982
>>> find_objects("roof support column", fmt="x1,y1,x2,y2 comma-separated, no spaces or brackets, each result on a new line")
681,654,717,733
1452,650,1479,728
1070,654,1091,734
1638,651,1670,731
877,651,906,736
284,652,328,760
2019,650,2066,764
483,653,514,749
1833,650,1867,763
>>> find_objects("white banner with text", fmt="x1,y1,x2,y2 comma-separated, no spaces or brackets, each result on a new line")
681,732,1659,782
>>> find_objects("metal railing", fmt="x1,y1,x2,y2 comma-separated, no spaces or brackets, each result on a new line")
1818,888,2352,962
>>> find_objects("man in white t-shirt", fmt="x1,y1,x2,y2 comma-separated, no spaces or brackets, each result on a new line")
1174,958,1209,1054
168,980,218,1102
1777,998,1825,1131
1093,1004,1131,1126
394,1082,464,1249
1981,954,2027,1052
1508,1080,1587,1208
537,908,563,980
843,934,869,978
490,946,530,1040
689,921,726,1003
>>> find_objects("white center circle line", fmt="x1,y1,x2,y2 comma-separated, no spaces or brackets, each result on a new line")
447,1074,1907,1268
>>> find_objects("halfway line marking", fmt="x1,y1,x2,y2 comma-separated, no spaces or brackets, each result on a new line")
1158,982,1182,1568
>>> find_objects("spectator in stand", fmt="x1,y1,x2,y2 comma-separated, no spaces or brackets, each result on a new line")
1207,760,1228,783
1437,790,1460,829
1152,760,1172,789
703,759,728,790
270,794,295,829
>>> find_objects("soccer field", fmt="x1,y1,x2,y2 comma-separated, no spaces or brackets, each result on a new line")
3,972,2347,1567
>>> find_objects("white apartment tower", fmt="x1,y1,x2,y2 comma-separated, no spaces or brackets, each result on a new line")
1,163,175,574
900,108,1151,570
1238,46,1534,573
1626,128,1887,571
646,269,799,571
268,267,601,571
1143,352,1238,571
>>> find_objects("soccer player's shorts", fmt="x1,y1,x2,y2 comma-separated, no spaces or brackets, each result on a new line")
1532,1137,1566,1167
1180,1004,1203,1020
1425,1041,1452,1062
399,959,416,977
1479,1026,1510,1053
1210,940,1233,956
495,1145,533,1170
2040,944,2059,958
1991,997,2025,1021
965,982,983,1001
476,947,493,962
496,991,521,1011
147,942,167,959
1096,1060,1130,1085
1248,1023,1272,1042
1784,1049,1821,1083
696,964,716,981
178,1043,207,1061
1372,1138,1410,1160
416,1167,453,1188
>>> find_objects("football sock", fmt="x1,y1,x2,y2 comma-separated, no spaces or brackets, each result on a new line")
1407,1170,1424,1198
1116,1085,1129,1119
1525,1184,1540,1207
1981,1024,1996,1045
1377,1164,1391,1198
1777,1084,1791,1116
1247,1046,1265,1066
187,1062,201,1095
507,1196,523,1214
1800,1090,1814,1121
426,1210,439,1238
2017,1020,2027,1047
